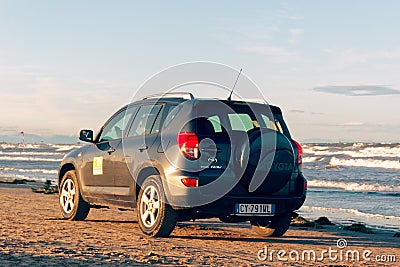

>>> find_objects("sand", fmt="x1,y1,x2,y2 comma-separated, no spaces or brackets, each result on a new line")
0,185,398,266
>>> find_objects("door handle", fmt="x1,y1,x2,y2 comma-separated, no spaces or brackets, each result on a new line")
107,146,116,155
138,144,148,152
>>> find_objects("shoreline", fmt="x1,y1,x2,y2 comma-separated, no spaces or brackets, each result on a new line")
0,185,398,266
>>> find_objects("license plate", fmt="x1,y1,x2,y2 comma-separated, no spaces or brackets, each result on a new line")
234,204,275,215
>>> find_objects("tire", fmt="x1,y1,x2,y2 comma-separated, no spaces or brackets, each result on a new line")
237,129,295,194
59,170,90,221
250,214,292,237
137,175,178,237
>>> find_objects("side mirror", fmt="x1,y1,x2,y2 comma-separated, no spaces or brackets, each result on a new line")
79,129,94,143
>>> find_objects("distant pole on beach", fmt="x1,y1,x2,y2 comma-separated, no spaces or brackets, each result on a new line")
20,131,25,147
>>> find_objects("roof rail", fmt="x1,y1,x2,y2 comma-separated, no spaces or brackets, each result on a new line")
141,92,195,100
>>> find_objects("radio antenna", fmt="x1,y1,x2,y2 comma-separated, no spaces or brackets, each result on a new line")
227,68,242,101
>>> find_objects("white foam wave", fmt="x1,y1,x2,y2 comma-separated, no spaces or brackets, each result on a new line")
0,167,57,174
50,144,81,151
302,146,330,154
347,146,400,158
0,151,62,156
352,142,366,147
0,173,32,180
300,206,400,221
0,156,61,162
303,157,324,163
329,157,400,169
19,144,42,149
308,180,400,192
0,144,17,149
304,144,400,159
303,149,342,156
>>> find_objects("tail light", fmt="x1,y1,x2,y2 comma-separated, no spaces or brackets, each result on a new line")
292,140,303,165
304,180,308,191
181,177,198,187
177,132,199,160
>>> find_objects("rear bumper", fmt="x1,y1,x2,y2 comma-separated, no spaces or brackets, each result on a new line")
207,194,306,216
171,193,306,218
163,169,307,217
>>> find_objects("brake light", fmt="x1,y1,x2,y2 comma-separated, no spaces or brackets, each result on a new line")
304,180,308,191
292,140,303,164
177,132,199,160
181,177,198,187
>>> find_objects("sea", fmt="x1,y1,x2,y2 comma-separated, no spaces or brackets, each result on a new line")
299,143,400,232
0,142,399,231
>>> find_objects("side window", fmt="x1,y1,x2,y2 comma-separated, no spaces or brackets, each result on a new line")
150,106,164,134
261,114,283,133
162,104,181,128
208,115,222,133
228,113,254,131
128,105,162,137
99,108,136,142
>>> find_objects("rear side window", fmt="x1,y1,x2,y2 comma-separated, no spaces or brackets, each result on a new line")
261,114,284,133
127,105,162,137
163,104,182,128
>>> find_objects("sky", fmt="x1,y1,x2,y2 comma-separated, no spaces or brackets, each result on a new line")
0,1,399,142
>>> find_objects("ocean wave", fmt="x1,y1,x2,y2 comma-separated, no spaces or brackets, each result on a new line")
0,167,57,174
329,157,400,169
0,144,17,149
303,157,325,163
0,173,33,180
304,144,400,159
302,146,330,154
303,150,343,156
0,151,62,156
308,180,400,192
50,144,82,151
18,144,42,149
300,205,400,221
0,156,61,162
343,146,400,158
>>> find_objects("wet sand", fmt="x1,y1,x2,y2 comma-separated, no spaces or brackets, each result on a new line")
0,186,398,266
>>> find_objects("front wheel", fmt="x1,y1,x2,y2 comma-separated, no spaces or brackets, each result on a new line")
137,175,178,237
250,214,292,237
59,170,90,220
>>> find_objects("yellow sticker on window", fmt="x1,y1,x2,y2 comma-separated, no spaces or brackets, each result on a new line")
93,156,103,175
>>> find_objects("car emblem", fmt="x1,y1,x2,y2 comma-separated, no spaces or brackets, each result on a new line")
208,157,218,163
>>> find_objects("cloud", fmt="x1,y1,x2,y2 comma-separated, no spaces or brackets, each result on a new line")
277,3,304,21
0,126,19,135
313,85,400,96
288,29,304,44
341,121,364,126
0,65,42,76
241,45,299,62
339,48,400,65
289,109,305,113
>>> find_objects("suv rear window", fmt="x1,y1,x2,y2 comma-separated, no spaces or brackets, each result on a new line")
228,113,254,131
195,101,290,137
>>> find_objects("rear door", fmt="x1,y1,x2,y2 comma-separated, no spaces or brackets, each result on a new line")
114,104,164,202
193,101,233,186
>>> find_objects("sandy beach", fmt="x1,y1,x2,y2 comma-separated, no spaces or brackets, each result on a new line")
0,185,398,266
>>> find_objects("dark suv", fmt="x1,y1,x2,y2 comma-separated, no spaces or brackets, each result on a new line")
58,92,306,237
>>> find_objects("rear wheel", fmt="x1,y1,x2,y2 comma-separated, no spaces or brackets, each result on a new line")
137,175,178,237
250,214,292,237
59,170,90,220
